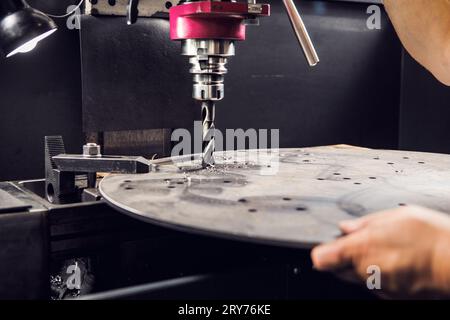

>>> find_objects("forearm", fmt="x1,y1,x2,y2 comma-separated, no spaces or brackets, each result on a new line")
384,0,450,85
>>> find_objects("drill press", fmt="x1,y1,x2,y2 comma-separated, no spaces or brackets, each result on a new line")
126,0,319,166
169,0,270,166
170,0,320,167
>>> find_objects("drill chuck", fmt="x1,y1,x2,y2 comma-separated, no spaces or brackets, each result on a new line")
182,39,235,102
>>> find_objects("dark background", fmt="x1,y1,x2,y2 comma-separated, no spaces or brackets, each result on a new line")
400,51,450,153
1,0,450,181
0,0,83,181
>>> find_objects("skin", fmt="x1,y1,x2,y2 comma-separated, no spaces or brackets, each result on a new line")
311,1,450,297
311,207,450,298
383,0,450,86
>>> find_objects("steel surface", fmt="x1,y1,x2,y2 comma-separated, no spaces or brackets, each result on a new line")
100,146,450,248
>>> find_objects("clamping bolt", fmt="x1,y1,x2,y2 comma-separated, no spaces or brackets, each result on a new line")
83,143,101,157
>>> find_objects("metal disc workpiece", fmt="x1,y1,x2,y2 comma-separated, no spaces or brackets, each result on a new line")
99,146,450,249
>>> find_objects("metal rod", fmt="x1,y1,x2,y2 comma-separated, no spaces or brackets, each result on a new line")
283,0,320,67
77,274,211,300
201,101,216,167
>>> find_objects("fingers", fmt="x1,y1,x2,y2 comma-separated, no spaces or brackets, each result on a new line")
313,207,406,272
340,208,402,234
340,217,375,234
311,233,363,271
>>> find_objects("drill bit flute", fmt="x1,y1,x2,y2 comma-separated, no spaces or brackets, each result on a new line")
202,101,216,166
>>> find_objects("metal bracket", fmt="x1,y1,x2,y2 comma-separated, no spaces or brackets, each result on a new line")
45,136,78,204
85,0,170,17
44,136,152,204
52,154,151,174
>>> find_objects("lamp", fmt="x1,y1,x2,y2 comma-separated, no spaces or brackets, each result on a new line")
0,0,57,58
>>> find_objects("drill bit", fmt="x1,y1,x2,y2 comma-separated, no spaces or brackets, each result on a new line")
201,100,216,167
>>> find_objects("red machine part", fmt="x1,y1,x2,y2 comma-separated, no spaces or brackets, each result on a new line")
169,1,270,41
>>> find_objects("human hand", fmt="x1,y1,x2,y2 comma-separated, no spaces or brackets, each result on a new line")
311,206,450,298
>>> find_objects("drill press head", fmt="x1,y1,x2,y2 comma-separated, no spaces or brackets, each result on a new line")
170,0,270,165
170,0,270,103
